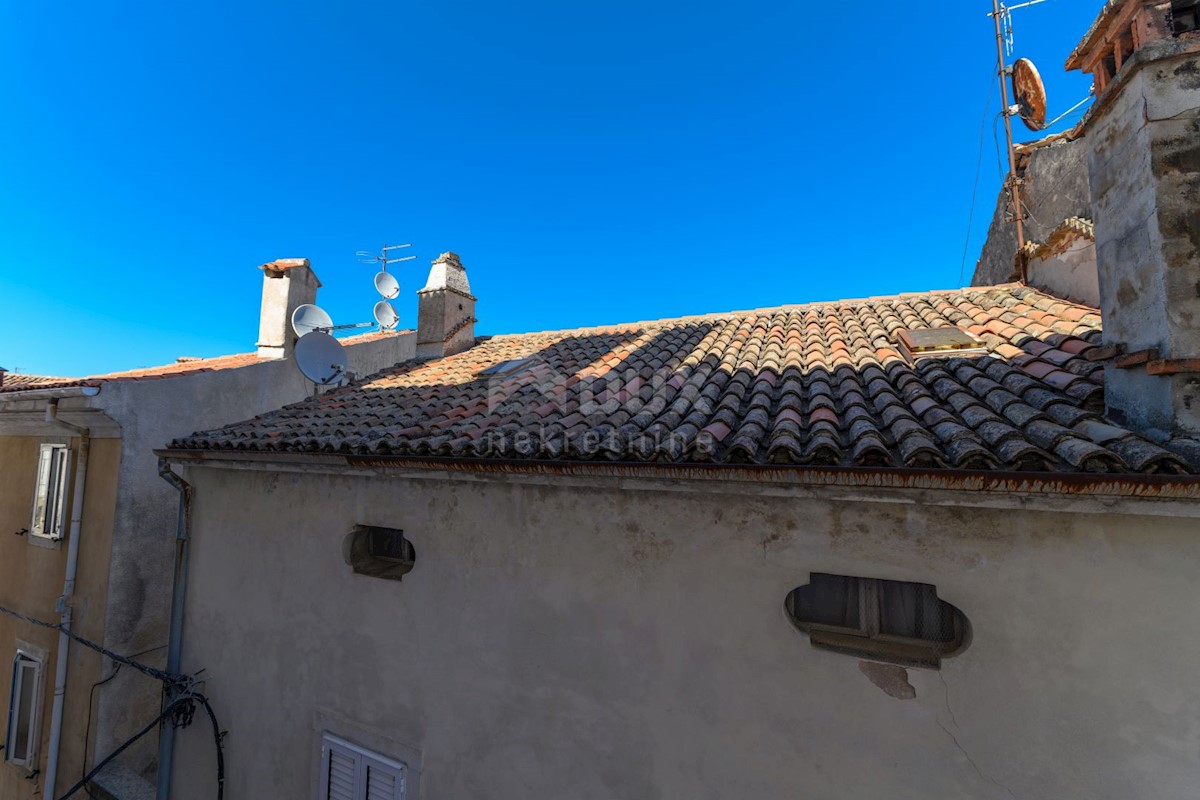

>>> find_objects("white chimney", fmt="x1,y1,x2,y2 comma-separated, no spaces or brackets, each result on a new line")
416,252,476,360
256,258,321,359
1068,0,1200,435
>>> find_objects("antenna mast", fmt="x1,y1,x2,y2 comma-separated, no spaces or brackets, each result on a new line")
990,0,1028,281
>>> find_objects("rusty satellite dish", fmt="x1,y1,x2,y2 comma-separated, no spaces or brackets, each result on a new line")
1012,58,1047,131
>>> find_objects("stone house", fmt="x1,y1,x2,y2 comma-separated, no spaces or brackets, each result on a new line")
157,4,1200,797
0,259,416,798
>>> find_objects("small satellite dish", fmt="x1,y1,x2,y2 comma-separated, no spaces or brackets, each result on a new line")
373,301,399,330
374,271,400,299
294,331,349,385
291,304,334,338
1012,58,1047,131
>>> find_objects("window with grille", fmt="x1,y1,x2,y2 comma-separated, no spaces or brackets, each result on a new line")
344,526,416,582
319,734,406,800
785,574,970,668
30,443,70,540
5,649,45,770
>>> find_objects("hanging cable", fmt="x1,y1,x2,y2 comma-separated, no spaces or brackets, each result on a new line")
1043,91,1094,130
56,692,224,800
959,69,1000,286
0,602,224,798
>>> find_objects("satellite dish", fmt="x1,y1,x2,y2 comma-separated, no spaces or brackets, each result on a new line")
373,301,399,330
1012,58,1047,131
291,304,334,338
374,271,400,299
294,331,349,385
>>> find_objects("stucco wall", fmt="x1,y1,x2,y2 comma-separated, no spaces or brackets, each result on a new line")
171,465,1200,800
972,137,1093,288
93,331,416,775
0,435,119,799
1026,236,1101,307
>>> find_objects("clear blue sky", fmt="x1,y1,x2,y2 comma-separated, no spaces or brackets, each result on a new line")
1,0,1098,377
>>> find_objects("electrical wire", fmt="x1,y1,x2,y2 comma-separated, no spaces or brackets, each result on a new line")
0,603,178,687
959,69,1000,286
56,692,224,800
0,602,224,798
81,645,168,790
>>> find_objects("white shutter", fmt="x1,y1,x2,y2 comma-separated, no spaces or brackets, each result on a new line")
365,762,404,800
30,444,70,539
319,734,406,800
5,652,43,769
321,739,360,800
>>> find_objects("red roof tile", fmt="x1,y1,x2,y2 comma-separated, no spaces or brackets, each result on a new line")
0,331,409,394
171,286,1196,475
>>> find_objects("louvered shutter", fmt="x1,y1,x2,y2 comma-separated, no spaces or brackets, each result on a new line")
322,739,360,800
365,762,404,800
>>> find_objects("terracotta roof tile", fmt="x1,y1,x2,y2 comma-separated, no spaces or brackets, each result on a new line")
172,285,1196,475
0,331,410,394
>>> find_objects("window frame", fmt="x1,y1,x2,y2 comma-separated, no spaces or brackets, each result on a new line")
318,733,406,800
786,575,970,669
5,647,45,771
30,442,71,541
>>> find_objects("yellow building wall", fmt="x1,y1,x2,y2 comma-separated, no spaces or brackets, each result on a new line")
0,434,119,798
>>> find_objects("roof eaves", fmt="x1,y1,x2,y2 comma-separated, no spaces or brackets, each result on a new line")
155,448,1200,504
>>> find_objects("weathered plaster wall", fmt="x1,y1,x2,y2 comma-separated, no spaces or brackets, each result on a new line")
171,466,1200,800
1027,236,1101,306
92,331,416,776
1085,41,1200,435
0,435,119,799
973,137,1093,287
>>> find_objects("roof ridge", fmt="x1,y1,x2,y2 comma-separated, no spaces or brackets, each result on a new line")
486,283,1037,341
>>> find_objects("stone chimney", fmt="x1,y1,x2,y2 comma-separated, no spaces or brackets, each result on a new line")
1068,0,1200,435
256,258,321,359
416,252,476,360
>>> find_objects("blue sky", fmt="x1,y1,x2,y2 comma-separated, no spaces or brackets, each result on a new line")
1,1,1098,377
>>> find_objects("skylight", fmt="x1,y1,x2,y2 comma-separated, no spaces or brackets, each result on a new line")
896,328,987,362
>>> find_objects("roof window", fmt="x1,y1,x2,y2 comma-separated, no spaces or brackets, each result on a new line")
896,327,987,362
477,357,534,377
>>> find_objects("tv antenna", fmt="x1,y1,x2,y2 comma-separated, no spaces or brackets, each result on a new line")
988,0,1044,280
357,243,416,271
360,242,415,331
291,304,372,337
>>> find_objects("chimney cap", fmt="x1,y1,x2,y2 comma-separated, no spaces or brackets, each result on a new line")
434,252,463,267
259,257,322,287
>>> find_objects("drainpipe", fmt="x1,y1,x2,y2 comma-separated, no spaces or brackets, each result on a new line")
156,458,192,800
42,399,90,800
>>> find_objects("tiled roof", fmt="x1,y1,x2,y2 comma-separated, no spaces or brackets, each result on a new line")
1019,217,1096,262
0,331,406,394
174,285,1199,474
0,373,72,388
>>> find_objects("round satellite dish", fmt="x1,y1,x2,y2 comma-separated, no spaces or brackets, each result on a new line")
373,300,399,330
1012,58,1047,131
291,304,334,338
294,331,349,385
374,271,400,299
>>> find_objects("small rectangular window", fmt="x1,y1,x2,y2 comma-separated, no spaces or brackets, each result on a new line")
31,443,70,540
5,650,45,770
319,734,405,800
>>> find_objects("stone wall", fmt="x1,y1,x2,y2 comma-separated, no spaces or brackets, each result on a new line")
972,136,1093,286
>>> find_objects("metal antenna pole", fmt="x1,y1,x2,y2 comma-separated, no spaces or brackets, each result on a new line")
991,0,1028,281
